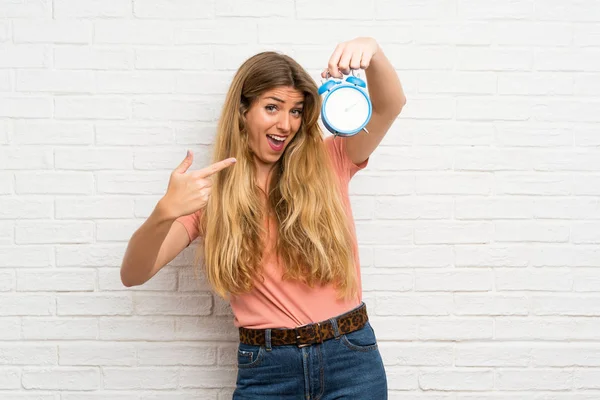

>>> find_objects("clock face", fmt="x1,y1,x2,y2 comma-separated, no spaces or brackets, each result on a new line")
323,86,370,134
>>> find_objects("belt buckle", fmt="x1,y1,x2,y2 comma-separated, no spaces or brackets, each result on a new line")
315,322,322,344
296,327,309,348
295,322,321,348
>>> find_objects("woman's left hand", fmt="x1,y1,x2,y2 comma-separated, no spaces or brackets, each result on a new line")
321,37,380,79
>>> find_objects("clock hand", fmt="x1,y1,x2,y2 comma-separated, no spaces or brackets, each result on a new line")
344,101,359,112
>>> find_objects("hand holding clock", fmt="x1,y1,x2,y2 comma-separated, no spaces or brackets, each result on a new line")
318,37,379,137
321,37,380,79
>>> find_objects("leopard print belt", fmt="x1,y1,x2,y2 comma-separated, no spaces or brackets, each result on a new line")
238,303,368,347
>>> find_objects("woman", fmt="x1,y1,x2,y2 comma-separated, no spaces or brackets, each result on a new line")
120,36,406,399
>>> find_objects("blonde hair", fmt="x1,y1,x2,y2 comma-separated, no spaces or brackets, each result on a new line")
197,51,357,300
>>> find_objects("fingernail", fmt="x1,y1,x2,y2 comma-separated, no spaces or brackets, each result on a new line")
231,158,237,163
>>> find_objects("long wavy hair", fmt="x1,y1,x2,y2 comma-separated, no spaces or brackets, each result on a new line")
197,51,357,300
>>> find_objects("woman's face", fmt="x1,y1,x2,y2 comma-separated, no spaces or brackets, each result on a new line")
244,86,305,169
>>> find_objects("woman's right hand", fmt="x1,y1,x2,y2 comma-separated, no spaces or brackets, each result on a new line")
159,150,237,219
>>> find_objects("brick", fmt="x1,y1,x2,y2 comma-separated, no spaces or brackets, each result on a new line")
22,317,98,340
456,344,530,367
134,0,214,19
13,120,94,145
418,318,493,340
415,270,492,292
54,46,131,70
16,221,94,244
373,246,453,268
0,295,54,316
135,47,213,70
133,294,212,316
99,317,176,341
356,221,413,245
57,294,133,316
495,122,573,147
0,70,10,91
0,45,48,68
59,343,136,366
535,0,600,22
0,96,52,118
497,268,573,291
0,367,20,389
56,244,125,267
95,21,174,45
455,245,530,268
419,71,496,94
415,221,493,244
0,344,57,365
416,22,492,45
13,20,92,44
97,172,168,195
0,0,51,18
369,147,453,171
55,148,133,170
496,173,571,196
416,173,492,195
56,197,134,219
16,70,95,93
498,72,572,95
103,367,178,389
54,97,129,120
296,0,374,19
97,71,175,94
455,197,534,220
376,0,455,20
0,21,8,42
0,147,52,170
454,294,528,316
457,47,532,71
375,197,452,220
132,98,219,121
496,369,571,390
22,367,100,390
17,270,96,292
16,172,94,195
217,0,293,17
136,344,217,366
54,0,131,18
494,221,570,243
96,122,174,146
350,174,414,195
0,271,14,291
0,246,53,268
420,369,493,391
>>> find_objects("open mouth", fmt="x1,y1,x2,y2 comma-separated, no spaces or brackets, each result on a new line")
266,134,286,151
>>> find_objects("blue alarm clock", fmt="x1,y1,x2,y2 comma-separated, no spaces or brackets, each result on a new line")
318,70,372,137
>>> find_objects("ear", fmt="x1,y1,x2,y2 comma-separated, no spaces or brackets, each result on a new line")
240,93,252,116
238,106,247,134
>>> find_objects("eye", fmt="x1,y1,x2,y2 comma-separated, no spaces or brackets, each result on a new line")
291,109,303,117
265,105,277,113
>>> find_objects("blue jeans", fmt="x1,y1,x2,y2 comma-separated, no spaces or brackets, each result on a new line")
233,318,387,399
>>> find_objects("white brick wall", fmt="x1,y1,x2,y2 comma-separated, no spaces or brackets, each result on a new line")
1,0,600,398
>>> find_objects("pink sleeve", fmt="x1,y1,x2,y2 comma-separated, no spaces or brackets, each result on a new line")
324,135,369,183
175,210,201,245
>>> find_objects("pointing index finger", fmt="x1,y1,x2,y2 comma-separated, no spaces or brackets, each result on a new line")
194,157,237,179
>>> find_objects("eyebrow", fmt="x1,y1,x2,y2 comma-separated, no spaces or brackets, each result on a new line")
266,96,304,106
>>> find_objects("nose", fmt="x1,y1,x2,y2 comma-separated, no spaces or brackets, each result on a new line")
276,112,291,134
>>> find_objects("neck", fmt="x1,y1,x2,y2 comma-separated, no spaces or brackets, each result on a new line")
254,158,277,194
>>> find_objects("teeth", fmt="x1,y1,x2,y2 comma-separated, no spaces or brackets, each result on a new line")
267,134,286,142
